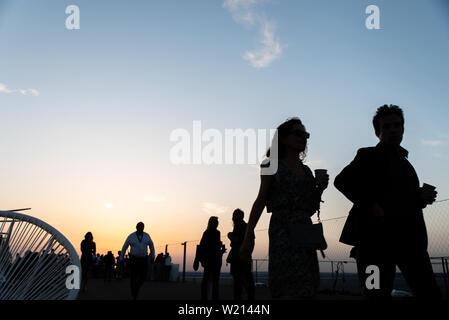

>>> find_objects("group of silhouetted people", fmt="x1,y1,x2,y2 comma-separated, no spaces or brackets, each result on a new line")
193,211,255,301
80,222,176,299
80,105,443,300
81,222,158,299
195,105,442,301
154,252,172,281
80,234,118,290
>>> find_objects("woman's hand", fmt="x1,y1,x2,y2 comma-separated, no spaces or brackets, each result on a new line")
193,258,199,271
316,172,329,190
237,173,271,262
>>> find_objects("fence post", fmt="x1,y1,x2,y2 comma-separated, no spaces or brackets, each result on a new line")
442,257,449,297
255,259,258,284
182,242,187,282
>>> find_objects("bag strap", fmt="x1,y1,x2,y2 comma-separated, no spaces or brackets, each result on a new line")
318,199,325,258
320,250,326,259
315,177,325,222
317,198,324,223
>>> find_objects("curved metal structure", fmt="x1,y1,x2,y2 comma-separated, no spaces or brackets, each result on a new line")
0,210,80,300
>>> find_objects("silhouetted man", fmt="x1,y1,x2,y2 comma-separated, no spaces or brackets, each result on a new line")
335,105,441,299
120,222,155,300
227,209,255,300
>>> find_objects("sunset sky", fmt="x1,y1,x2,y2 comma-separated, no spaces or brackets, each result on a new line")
1,0,449,270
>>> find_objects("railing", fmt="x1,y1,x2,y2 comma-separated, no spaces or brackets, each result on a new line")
0,210,80,300
148,199,449,296
252,257,449,296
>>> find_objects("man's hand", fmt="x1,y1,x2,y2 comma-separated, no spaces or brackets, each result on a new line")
420,187,437,205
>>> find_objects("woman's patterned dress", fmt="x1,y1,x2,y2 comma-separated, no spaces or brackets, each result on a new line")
265,160,322,298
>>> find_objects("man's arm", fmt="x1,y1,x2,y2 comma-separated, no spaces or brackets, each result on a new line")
119,236,130,261
199,231,208,250
334,149,375,206
234,224,246,245
147,235,155,260
335,148,385,222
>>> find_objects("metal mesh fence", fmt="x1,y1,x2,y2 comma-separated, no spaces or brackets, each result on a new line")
423,199,449,258
157,199,449,283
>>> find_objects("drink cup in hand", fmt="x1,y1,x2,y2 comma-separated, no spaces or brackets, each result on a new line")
421,183,437,204
314,169,329,189
422,183,436,192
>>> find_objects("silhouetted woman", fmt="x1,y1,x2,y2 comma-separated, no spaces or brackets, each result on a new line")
240,117,329,299
199,216,226,300
80,232,96,292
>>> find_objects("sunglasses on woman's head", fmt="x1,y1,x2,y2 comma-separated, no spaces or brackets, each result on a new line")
290,130,310,139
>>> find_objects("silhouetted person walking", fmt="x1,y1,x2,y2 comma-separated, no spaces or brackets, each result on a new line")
104,251,115,283
163,252,172,281
116,251,123,279
80,232,96,292
227,209,255,300
119,222,155,300
240,117,329,299
334,105,441,299
154,253,164,281
199,216,226,300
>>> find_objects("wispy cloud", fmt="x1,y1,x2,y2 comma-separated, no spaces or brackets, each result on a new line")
202,202,228,216
0,83,40,96
223,0,284,68
223,0,259,11
26,88,40,96
242,20,283,68
223,0,260,25
421,139,443,146
136,194,167,203
0,83,15,94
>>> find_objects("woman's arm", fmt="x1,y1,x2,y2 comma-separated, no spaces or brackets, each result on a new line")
240,174,274,260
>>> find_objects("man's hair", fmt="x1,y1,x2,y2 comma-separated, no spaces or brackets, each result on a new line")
372,104,404,135
232,208,244,220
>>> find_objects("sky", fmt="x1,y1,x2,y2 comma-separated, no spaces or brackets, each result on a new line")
1,0,449,270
